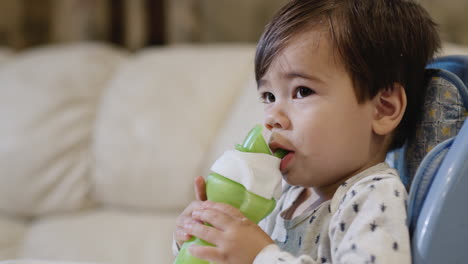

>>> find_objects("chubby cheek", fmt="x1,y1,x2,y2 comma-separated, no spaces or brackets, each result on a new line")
290,125,337,185
291,117,367,186
295,115,336,155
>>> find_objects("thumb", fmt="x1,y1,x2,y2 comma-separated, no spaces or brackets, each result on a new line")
194,176,207,201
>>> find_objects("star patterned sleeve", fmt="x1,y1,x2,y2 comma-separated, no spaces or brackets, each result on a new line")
253,244,320,264
328,173,411,264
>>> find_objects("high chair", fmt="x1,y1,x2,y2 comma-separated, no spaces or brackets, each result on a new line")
389,55,468,263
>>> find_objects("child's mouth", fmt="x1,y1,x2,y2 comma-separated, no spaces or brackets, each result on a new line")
273,148,294,172
273,148,289,159
279,151,295,172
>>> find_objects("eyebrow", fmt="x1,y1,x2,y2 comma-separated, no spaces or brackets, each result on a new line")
285,71,326,84
258,71,324,89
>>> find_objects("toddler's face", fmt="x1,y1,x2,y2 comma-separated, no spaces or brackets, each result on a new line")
259,29,379,188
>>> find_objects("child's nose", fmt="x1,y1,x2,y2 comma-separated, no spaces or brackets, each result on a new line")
265,107,291,131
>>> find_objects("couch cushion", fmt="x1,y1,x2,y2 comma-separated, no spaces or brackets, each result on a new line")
19,210,177,264
92,45,256,210
0,216,27,260
0,47,12,67
0,43,127,217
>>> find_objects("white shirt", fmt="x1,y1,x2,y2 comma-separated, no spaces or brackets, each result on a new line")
254,163,411,264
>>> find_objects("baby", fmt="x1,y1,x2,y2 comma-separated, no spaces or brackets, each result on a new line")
174,0,440,263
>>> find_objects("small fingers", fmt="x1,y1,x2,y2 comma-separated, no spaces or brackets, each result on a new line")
175,217,201,246
176,200,204,227
184,220,222,245
200,201,246,220
189,245,225,263
174,229,192,247
192,207,238,231
194,176,207,201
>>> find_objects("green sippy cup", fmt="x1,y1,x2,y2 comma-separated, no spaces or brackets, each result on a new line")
174,125,286,264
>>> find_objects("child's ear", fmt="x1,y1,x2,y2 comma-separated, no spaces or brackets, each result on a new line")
372,83,407,136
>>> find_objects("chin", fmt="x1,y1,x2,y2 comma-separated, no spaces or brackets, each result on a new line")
283,170,322,187
282,173,304,187
281,173,294,185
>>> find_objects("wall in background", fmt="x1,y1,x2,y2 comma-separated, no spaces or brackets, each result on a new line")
421,0,468,45
166,0,288,43
167,0,468,45
0,0,164,50
0,0,467,50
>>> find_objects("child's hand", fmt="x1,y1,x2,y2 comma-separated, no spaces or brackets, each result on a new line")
174,176,207,248
184,201,274,264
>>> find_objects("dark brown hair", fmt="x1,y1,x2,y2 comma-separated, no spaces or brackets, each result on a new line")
255,0,441,150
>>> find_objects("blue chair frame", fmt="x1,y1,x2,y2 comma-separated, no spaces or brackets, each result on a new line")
409,55,468,264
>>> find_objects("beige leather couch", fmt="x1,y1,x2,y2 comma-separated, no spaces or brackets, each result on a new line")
0,42,467,264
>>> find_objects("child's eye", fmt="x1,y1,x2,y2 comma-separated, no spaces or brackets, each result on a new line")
260,92,276,104
294,86,315,99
